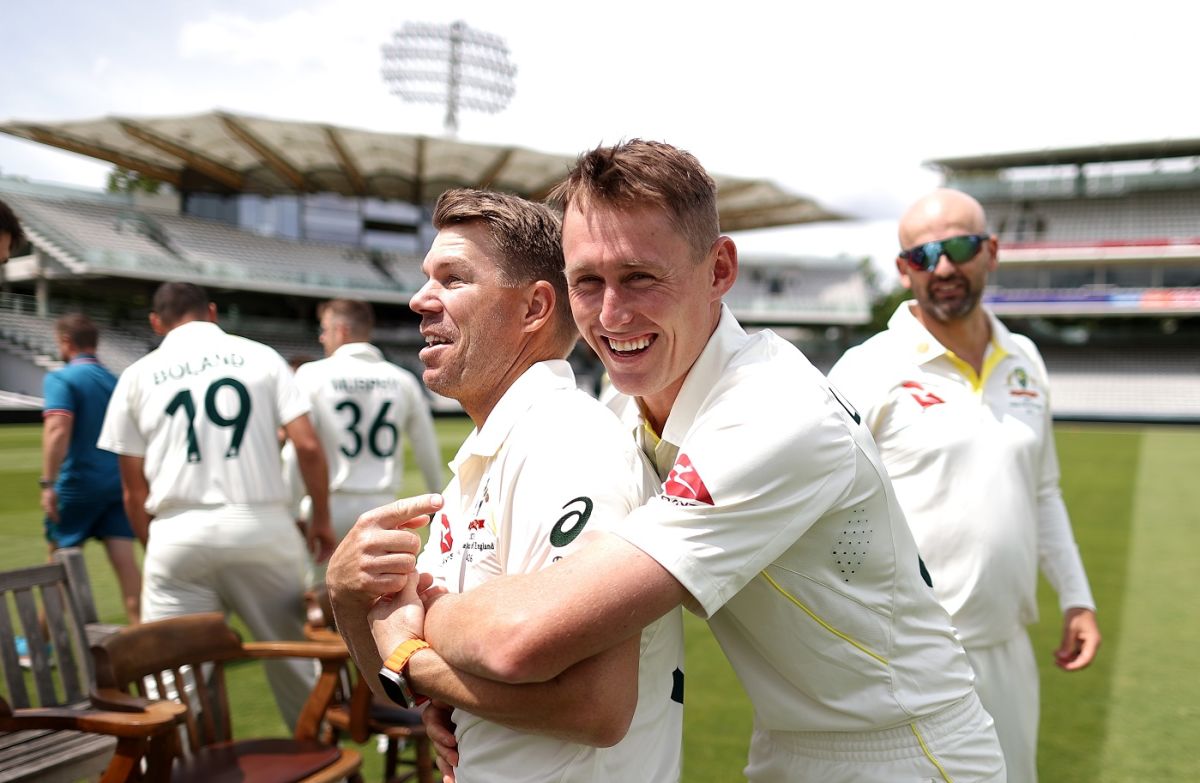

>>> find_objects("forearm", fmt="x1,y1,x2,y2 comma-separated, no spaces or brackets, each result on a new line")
41,416,71,482
117,456,153,546
330,594,389,700
1037,490,1095,612
423,532,686,683
407,635,638,746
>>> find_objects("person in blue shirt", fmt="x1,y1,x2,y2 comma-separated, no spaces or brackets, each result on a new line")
41,313,142,623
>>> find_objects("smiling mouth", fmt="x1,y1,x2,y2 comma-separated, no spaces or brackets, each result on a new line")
604,335,654,356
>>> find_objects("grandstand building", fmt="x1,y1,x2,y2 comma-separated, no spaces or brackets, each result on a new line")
0,111,859,415
929,140,1200,422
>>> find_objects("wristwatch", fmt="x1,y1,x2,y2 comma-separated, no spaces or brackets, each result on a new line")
378,639,430,709
38,477,53,489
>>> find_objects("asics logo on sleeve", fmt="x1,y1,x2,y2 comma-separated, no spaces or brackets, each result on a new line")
663,454,714,506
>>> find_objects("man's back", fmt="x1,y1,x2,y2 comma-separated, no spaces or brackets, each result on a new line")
294,344,438,496
44,357,120,497
100,321,305,514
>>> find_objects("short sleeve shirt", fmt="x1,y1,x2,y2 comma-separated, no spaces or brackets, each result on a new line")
43,355,122,498
828,302,1095,646
293,343,440,495
416,361,683,783
609,306,976,736
98,321,308,515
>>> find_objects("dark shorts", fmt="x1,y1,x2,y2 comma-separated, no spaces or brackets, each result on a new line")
44,496,134,547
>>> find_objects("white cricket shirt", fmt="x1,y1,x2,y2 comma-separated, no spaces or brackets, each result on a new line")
827,302,1095,647
98,321,308,515
293,343,442,496
610,305,977,738
416,360,683,783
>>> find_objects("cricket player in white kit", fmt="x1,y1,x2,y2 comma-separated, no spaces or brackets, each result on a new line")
98,282,336,729
335,143,1005,782
328,190,684,783
829,188,1100,781
290,298,442,583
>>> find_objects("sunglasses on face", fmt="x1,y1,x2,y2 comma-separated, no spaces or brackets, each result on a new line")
899,234,990,272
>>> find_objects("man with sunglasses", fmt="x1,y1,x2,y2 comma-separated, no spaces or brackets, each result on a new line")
829,188,1101,782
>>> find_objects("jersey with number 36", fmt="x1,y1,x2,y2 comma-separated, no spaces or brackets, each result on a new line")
292,343,437,496
98,321,309,515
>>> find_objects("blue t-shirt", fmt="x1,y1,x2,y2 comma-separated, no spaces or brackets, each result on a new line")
42,355,122,499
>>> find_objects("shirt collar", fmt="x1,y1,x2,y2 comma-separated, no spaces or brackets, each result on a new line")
331,342,383,361
887,301,1017,364
159,320,224,349
452,360,576,466
68,353,100,365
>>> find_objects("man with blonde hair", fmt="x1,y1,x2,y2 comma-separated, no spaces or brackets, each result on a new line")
334,147,1004,782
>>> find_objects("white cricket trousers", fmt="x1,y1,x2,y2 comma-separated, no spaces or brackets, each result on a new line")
744,691,1006,782
966,630,1039,783
141,503,315,730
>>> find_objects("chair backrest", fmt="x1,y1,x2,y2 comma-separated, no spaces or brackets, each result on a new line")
91,612,245,754
0,548,98,709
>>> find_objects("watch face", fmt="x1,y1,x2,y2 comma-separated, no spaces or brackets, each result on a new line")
378,667,417,708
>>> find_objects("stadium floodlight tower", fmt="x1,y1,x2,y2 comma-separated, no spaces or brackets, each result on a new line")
381,20,517,138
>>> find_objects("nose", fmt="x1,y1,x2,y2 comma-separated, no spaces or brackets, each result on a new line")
409,280,439,315
931,252,958,277
598,285,633,330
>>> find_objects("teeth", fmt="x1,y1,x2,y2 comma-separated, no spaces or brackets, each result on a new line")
425,336,449,346
608,336,651,352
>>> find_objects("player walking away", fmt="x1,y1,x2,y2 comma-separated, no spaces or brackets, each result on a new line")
289,298,442,587
98,282,335,730
333,144,1005,782
829,188,1100,781
40,313,141,623
328,189,683,783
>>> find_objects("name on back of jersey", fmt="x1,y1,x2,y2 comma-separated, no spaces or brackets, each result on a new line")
152,351,245,385
330,377,402,392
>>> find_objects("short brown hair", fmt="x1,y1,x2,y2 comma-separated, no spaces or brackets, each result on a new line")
0,198,25,253
432,189,575,353
55,313,98,351
151,282,210,327
550,139,719,259
318,299,374,339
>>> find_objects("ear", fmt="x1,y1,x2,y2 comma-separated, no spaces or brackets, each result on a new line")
521,280,557,335
895,256,914,291
206,302,219,323
984,236,999,273
149,312,168,336
710,236,738,301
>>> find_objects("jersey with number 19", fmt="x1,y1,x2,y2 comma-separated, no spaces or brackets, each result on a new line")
98,320,308,514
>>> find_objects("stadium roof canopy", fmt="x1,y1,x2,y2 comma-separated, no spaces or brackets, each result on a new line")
927,138,1200,172
0,110,842,232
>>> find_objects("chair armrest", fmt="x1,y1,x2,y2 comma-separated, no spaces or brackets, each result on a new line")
91,687,158,713
0,700,184,738
243,640,349,662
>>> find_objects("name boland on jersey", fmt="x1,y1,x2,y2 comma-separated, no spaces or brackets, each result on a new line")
98,321,308,515
415,361,684,783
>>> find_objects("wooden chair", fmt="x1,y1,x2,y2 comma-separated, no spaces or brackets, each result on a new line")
90,612,363,783
305,589,434,783
0,547,178,782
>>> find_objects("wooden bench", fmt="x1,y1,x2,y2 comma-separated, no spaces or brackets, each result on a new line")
0,547,167,783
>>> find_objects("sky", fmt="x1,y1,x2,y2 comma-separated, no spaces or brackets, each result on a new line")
3,0,1199,286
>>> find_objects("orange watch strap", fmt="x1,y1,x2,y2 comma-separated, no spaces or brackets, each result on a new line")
384,639,431,673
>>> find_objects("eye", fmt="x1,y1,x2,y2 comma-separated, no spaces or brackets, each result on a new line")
569,275,602,289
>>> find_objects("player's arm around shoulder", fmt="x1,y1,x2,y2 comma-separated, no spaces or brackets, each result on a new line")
422,403,688,685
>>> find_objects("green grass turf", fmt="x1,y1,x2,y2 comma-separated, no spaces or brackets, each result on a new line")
1,421,1196,781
